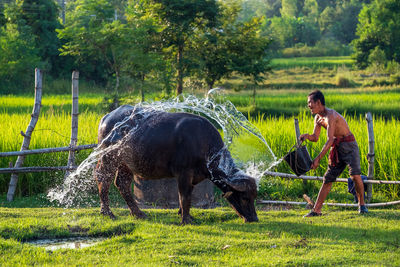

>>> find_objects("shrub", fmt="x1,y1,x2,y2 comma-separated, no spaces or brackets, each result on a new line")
336,76,352,87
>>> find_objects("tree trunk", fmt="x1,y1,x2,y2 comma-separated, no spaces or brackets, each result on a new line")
140,74,145,102
115,70,120,93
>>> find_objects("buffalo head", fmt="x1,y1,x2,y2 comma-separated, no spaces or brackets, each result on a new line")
223,175,258,223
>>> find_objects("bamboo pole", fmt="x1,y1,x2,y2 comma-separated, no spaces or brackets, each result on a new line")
0,144,97,157
294,118,307,186
294,118,301,146
257,199,400,207
1,166,76,174
263,171,400,185
65,71,79,178
365,112,375,202
7,69,43,201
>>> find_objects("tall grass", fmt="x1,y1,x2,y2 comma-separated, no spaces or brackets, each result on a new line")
228,87,400,118
251,112,400,202
0,110,100,196
270,56,354,69
1,93,399,202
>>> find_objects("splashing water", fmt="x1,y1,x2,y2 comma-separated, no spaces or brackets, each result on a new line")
48,90,278,207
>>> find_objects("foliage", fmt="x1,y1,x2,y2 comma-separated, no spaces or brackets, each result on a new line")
144,0,220,95
189,1,271,88
0,23,42,94
353,0,400,69
123,1,168,101
58,0,126,91
367,46,387,73
280,39,352,58
5,0,62,75
238,0,281,21
266,16,320,49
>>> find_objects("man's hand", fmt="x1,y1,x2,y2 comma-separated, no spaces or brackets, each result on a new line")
299,134,309,143
311,157,320,170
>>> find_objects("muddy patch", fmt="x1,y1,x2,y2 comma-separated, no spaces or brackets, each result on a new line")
27,236,106,251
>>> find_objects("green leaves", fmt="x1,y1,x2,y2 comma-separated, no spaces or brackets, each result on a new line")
353,0,400,69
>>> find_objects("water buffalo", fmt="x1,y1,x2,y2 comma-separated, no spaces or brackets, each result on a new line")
94,105,258,224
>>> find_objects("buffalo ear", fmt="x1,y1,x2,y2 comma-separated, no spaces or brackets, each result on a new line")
226,180,247,192
223,191,233,198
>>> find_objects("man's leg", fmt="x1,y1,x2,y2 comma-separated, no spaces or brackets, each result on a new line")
312,182,333,213
351,174,366,206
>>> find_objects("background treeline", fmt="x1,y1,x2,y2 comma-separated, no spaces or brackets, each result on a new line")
1,0,400,96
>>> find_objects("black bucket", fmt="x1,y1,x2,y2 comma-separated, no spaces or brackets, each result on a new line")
284,145,312,176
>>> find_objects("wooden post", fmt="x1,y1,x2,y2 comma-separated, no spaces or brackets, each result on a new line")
65,71,79,178
7,68,43,201
365,112,375,202
294,118,307,186
294,118,301,146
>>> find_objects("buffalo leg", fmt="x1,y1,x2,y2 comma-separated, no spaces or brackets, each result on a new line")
177,171,194,224
94,155,117,219
115,165,146,219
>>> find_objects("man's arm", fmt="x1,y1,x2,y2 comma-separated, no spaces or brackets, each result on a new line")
300,115,322,143
311,116,335,169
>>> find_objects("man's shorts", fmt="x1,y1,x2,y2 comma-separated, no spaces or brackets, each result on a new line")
323,141,362,183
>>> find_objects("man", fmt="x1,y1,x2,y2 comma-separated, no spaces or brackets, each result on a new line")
300,90,368,217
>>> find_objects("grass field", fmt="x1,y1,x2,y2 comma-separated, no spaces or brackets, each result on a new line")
270,56,354,69
0,205,399,266
1,85,400,201
1,56,400,266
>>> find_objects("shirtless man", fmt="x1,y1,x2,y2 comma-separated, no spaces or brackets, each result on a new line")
300,90,368,217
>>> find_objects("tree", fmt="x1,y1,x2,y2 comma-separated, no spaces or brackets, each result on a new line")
189,1,271,89
303,0,319,23
145,0,220,95
229,17,271,84
352,0,400,68
331,0,362,44
58,0,127,91
188,1,239,89
281,0,299,18
318,6,335,36
0,23,42,93
123,1,165,101
267,16,319,48
6,0,62,75
239,0,281,21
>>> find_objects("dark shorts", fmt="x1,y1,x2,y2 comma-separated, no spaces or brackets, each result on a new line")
323,141,362,183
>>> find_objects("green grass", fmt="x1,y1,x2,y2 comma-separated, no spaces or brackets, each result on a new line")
228,86,400,118
253,113,400,201
270,56,354,69
1,91,400,201
0,205,399,266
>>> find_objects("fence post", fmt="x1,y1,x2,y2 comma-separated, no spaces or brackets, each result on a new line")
294,118,307,186
365,112,375,202
65,71,79,178
7,68,43,201
294,118,301,146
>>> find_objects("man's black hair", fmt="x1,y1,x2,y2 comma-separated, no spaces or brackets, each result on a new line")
308,90,325,106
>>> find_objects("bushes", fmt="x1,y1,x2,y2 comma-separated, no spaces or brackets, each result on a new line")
280,39,353,58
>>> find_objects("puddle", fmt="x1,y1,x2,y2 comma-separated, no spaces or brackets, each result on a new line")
27,237,106,251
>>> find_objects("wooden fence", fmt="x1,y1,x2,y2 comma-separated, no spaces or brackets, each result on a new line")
261,116,400,207
1,69,398,207
1,69,96,201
